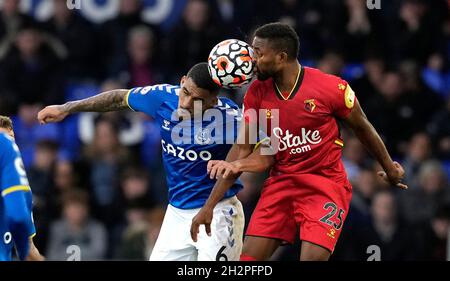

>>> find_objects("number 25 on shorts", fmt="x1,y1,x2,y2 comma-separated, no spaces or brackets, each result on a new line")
319,202,345,230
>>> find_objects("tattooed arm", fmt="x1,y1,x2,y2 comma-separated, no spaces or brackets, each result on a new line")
37,89,129,124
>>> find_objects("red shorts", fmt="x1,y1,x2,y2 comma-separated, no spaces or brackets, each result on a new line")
245,173,352,253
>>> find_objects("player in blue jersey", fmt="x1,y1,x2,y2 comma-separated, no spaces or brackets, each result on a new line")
0,116,44,261
37,63,258,261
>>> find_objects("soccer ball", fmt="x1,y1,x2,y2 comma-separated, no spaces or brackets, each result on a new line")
208,39,255,89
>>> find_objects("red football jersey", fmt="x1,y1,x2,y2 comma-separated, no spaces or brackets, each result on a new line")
244,66,357,184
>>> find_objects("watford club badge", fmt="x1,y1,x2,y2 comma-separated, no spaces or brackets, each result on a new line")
304,99,316,112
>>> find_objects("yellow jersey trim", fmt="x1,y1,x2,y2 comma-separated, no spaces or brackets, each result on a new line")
2,185,31,197
344,84,355,109
253,137,271,151
274,66,301,101
125,89,135,111
334,140,344,148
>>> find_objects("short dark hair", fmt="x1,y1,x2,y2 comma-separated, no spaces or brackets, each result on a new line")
0,116,13,130
62,189,89,208
254,22,300,60
186,62,220,93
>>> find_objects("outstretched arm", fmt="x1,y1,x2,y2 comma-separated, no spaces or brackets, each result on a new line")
38,89,130,124
344,100,408,189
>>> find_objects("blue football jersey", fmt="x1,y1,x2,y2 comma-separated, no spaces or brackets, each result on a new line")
0,133,36,261
126,84,243,209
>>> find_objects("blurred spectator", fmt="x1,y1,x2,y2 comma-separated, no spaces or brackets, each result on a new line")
46,189,107,260
427,97,450,160
114,206,165,260
113,167,156,221
0,0,36,40
339,0,385,62
43,0,97,80
351,55,385,106
387,0,445,64
415,206,450,260
162,0,224,82
0,26,63,113
422,53,450,99
211,0,253,37
100,0,159,80
10,103,60,167
364,71,424,156
109,25,162,87
346,169,381,229
402,132,433,186
399,160,450,226
317,51,345,76
27,140,59,199
346,190,416,260
110,167,157,258
83,117,131,225
342,136,369,182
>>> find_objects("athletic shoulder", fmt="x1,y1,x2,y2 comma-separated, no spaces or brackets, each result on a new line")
305,67,346,85
0,132,13,148
305,67,355,117
129,83,180,97
0,133,15,165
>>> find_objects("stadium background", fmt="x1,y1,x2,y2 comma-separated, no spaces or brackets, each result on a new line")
0,0,449,260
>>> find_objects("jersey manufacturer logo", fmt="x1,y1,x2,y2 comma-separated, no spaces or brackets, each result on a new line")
327,228,336,239
162,119,171,131
304,99,316,112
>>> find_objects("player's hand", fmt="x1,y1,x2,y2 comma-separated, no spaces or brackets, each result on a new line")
37,105,69,124
26,239,45,261
207,160,240,179
190,207,213,242
377,161,408,190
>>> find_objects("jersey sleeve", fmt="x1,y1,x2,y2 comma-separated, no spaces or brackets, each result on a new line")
243,82,261,125
0,135,36,259
327,78,357,119
0,135,30,193
125,84,178,118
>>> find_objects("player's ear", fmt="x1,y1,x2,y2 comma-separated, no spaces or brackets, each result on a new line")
278,52,288,64
180,75,187,86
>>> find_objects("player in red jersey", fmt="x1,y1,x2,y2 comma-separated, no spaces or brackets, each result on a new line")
190,22,408,261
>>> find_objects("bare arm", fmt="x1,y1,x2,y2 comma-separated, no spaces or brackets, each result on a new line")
62,89,129,113
344,100,407,189
38,89,130,124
